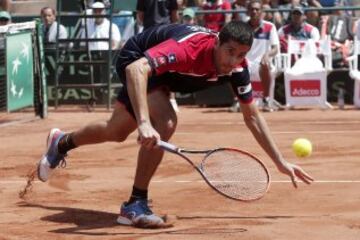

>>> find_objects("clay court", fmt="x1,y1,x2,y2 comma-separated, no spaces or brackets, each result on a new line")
1,106,360,240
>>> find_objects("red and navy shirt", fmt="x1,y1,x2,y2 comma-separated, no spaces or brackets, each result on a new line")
117,24,253,104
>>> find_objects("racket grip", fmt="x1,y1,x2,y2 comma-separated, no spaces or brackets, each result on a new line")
157,140,179,153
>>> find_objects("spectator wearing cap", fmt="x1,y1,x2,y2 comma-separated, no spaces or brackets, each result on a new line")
80,1,121,50
181,8,196,24
278,6,320,53
0,11,11,26
40,7,68,43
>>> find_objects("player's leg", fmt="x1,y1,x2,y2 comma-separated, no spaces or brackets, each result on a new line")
134,88,177,189
259,60,273,112
37,103,137,182
117,87,177,228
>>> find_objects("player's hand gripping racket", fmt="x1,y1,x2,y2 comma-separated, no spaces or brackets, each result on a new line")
158,140,270,201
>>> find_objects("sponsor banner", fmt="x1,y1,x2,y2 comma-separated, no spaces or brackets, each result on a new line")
290,80,321,97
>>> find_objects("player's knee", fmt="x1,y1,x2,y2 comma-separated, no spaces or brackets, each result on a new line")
158,119,177,140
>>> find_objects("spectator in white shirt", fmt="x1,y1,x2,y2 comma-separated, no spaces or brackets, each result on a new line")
80,1,121,50
40,7,68,44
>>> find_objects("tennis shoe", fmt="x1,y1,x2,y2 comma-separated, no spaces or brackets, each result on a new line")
37,128,66,182
262,98,274,112
117,200,171,228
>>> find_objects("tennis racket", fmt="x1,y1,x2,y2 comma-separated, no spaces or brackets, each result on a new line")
158,140,270,201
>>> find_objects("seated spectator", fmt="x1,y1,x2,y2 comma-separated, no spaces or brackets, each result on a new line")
232,0,249,22
80,1,121,50
0,11,11,26
182,7,196,24
278,6,320,53
40,7,68,44
320,7,354,68
201,0,231,32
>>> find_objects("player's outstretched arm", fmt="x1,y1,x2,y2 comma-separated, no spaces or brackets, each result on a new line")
240,101,314,187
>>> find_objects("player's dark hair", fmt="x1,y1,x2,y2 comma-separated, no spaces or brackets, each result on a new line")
219,21,253,47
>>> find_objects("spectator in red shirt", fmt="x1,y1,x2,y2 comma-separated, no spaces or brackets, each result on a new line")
201,0,232,31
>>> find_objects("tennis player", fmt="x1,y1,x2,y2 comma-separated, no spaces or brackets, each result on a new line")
37,22,313,228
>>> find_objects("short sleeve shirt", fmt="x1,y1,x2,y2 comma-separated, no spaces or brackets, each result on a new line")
119,24,253,103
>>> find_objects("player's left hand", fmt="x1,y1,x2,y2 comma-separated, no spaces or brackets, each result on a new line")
278,162,314,188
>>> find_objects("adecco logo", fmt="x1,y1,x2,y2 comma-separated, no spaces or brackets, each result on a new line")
290,80,321,97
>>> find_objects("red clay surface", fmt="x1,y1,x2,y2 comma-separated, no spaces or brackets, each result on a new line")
1,106,360,240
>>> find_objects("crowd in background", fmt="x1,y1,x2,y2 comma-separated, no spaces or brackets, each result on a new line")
1,0,360,69
113,0,360,70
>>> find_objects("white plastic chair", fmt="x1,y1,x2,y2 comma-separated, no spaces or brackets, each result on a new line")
347,37,360,108
282,36,333,109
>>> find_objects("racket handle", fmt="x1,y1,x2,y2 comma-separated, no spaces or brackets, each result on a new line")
157,140,179,153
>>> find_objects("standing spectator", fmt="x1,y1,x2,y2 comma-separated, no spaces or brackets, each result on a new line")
201,0,232,32
40,7,68,44
278,6,320,53
80,1,121,50
136,0,178,30
0,10,11,26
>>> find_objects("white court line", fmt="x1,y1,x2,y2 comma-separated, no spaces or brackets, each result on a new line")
176,130,360,135
1,180,360,184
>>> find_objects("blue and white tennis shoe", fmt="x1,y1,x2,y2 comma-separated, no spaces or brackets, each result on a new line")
117,200,169,228
38,128,66,182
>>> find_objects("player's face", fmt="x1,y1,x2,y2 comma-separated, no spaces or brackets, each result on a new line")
215,40,251,74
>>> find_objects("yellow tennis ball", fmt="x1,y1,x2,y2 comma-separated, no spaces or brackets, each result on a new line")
292,138,312,158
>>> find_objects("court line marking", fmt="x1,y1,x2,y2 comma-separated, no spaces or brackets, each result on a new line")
1,180,360,184
177,130,360,135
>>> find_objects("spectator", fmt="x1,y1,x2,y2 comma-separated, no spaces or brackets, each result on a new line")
80,1,121,50
136,0,178,30
181,7,196,24
136,0,179,112
0,10,11,26
116,10,135,48
201,0,232,32
230,0,279,112
40,7,68,44
320,7,354,68
262,4,274,23
278,6,320,53
232,0,249,22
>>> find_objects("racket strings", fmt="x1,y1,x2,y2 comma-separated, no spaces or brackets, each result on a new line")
202,150,269,201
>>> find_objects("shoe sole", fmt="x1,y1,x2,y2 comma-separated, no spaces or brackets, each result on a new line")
117,214,172,229
37,128,61,182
